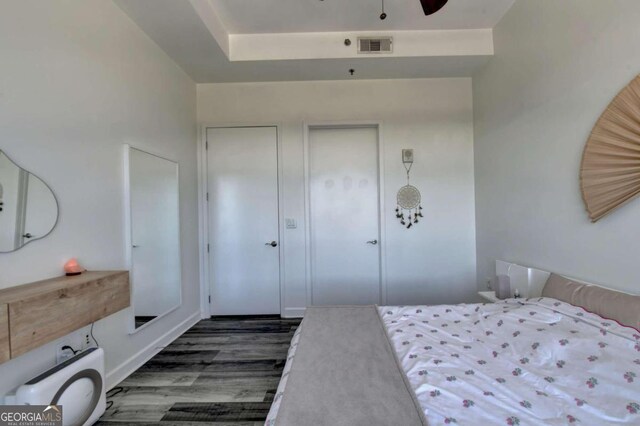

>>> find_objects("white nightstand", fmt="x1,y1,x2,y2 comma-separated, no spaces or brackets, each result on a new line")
478,291,500,303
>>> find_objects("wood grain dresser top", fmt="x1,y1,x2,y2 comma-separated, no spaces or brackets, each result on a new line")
0,271,128,304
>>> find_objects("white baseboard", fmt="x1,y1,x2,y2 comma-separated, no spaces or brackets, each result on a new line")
282,307,305,318
105,311,200,390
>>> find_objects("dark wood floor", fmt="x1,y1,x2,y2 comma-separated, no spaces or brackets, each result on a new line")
97,315,301,425
135,316,158,328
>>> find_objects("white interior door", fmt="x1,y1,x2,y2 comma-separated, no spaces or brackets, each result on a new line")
309,126,381,305
207,127,281,315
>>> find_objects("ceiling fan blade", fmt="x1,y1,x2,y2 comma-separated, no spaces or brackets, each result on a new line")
419,0,448,16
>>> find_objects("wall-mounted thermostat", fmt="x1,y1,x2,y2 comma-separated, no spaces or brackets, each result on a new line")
402,149,414,164
285,218,297,229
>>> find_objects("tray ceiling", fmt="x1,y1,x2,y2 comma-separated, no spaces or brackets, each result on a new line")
115,0,515,83
212,0,515,34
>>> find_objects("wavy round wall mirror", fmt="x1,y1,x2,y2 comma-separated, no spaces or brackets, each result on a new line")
0,150,59,252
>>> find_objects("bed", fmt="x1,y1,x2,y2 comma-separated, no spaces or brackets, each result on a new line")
266,264,640,425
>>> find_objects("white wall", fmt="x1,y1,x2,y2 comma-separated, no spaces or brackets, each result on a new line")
198,78,477,314
0,0,198,396
473,0,640,293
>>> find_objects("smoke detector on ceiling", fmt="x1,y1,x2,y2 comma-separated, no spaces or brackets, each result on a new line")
358,37,393,54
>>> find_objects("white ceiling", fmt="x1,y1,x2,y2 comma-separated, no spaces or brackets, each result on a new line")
114,0,515,83
212,0,515,34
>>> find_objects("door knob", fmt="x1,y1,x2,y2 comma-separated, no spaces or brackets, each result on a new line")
22,233,33,239
265,241,278,247
366,240,378,245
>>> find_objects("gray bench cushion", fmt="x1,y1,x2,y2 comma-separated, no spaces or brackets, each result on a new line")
276,306,428,426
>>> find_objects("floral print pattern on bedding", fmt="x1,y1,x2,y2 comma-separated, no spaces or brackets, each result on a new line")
380,298,640,426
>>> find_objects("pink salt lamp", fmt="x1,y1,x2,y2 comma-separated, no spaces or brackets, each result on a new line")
64,258,85,276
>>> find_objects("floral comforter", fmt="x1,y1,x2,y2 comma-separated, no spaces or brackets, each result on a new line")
381,298,640,425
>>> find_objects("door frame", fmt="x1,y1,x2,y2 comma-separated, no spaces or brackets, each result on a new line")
303,121,388,307
198,123,285,318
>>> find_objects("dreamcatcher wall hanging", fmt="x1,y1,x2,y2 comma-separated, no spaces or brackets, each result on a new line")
395,149,423,229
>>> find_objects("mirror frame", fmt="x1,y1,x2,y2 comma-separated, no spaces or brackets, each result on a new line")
123,144,183,334
0,149,60,253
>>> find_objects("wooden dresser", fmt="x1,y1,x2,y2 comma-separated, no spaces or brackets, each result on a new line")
0,271,129,363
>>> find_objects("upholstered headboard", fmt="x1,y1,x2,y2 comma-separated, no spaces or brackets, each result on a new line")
495,260,639,330
542,273,640,330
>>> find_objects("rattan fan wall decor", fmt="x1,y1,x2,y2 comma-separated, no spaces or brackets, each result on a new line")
580,74,640,222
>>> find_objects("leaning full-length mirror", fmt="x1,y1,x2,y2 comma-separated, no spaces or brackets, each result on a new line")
126,146,182,330
0,150,58,253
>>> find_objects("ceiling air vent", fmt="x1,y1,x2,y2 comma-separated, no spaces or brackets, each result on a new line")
358,37,393,54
